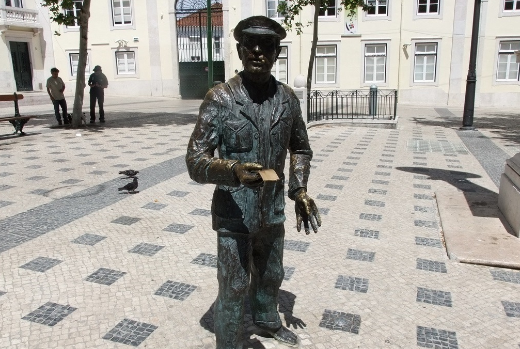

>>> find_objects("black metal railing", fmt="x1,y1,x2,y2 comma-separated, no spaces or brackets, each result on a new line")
308,89,398,122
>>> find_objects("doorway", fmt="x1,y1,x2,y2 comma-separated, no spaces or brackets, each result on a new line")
10,41,33,92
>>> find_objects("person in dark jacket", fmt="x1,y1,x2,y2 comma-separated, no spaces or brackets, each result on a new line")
186,16,321,349
87,65,108,123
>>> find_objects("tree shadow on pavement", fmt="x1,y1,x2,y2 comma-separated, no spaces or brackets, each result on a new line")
199,289,304,349
396,167,499,218
411,111,520,148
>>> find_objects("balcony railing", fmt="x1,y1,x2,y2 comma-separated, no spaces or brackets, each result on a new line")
0,5,40,28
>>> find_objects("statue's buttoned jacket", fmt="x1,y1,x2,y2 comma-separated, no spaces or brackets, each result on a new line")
186,74,313,233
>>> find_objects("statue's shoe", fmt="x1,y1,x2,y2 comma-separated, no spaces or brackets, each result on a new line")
258,325,299,347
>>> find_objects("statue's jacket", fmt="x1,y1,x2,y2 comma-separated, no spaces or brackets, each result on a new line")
186,73,313,233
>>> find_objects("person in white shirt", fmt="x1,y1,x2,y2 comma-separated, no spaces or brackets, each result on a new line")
46,68,68,125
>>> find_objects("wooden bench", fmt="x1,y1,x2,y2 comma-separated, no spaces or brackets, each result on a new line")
0,93,37,136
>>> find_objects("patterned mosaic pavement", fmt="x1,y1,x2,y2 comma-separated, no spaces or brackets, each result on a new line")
0,99,519,348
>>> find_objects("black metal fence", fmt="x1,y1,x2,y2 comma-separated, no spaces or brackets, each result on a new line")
308,89,398,122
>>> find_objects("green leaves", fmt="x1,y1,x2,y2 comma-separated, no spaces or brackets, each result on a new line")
41,0,77,27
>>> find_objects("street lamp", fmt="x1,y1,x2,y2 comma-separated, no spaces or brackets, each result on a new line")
461,0,482,130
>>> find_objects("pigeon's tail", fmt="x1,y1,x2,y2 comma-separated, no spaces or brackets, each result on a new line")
118,187,125,191
118,171,125,174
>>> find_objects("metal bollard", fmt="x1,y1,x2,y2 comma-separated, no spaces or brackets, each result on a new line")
369,85,377,117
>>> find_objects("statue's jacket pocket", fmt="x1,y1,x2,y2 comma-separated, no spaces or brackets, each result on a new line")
223,119,253,153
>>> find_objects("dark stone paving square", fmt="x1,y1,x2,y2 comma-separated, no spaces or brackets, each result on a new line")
27,176,47,181
322,150,334,153
0,185,14,191
20,257,62,273
25,165,42,169
375,172,391,176
414,175,429,180
380,159,393,163
365,199,385,207
351,151,364,155
22,302,77,327
72,233,107,246
315,153,329,157
112,164,131,168
343,162,357,166
82,161,97,165
417,326,458,348
0,200,14,208
89,170,107,175
414,156,427,160
52,159,69,163
111,216,141,225
417,287,452,307
317,194,337,201
415,193,433,200
313,159,323,163
86,268,126,285
381,154,394,157
142,202,167,211
448,165,463,169
415,221,439,229
359,213,382,221
446,159,460,163
0,291,5,296
57,168,74,172
368,188,387,195
354,228,380,239
372,180,389,185
502,301,520,318
337,168,353,172
347,248,375,262
284,266,295,281
76,154,92,157
163,223,194,234
377,165,392,169
155,280,197,301
284,240,310,252
335,275,369,293
30,189,48,196
129,243,164,256
383,149,395,153
60,179,83,185
319,309,361,334
416,258,447,273
346,156,360,160
191,253,217,268
413,184,431,189
491,269,520,284
325,184,343,190
189,208,211,216
332,175,349,181
414,206,432,213
23,157,39,160
167,190,189,197
413,162,427,166
134,158,148,161
319,208,330,215
102,318,158,347
103,155,119,159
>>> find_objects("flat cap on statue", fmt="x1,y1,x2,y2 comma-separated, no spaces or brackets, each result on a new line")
233,16,287,41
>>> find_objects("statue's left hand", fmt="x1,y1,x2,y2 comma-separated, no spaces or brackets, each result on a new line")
294,189,321,234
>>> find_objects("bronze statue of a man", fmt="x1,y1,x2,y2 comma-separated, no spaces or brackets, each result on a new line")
186,16,321,348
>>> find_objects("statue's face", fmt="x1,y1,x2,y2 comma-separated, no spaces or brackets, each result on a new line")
237,34,281,75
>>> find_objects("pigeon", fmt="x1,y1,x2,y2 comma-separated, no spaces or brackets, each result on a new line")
118,177,138,193
119,169,139,177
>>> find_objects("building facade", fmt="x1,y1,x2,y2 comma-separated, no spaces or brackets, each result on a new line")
225,0,520,107
1,0,518,107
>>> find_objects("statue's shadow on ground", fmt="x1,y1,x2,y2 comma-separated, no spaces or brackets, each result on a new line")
396,167,499,218
200,289,305,349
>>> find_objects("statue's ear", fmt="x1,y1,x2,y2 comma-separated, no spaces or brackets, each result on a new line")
237,43,243,60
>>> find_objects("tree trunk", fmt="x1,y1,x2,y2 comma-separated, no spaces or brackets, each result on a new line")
72,0,91,128
307,0,320,116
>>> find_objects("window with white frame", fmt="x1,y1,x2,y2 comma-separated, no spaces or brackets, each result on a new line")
6,0,23,7
414,43,437,82
274,46,288,84
69,52,90,77
504,0,520,11
417,0,439,14
111,0,132,26
315,45,337,83
319,0,336,17
364,44,386,83
266,0,285,18
65,0,83,27
116,51,136,75
367,0,388,16
496,41,520,81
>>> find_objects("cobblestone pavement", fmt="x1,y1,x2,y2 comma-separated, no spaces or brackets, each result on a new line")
0,99,519,349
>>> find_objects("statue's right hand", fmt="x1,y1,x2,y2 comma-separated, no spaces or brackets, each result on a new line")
233,162,263,188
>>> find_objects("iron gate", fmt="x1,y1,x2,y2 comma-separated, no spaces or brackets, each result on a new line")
176,1,224,99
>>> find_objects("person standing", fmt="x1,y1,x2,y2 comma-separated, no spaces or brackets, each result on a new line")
46,68,68,125
87,65,108,123
186,16,321,348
